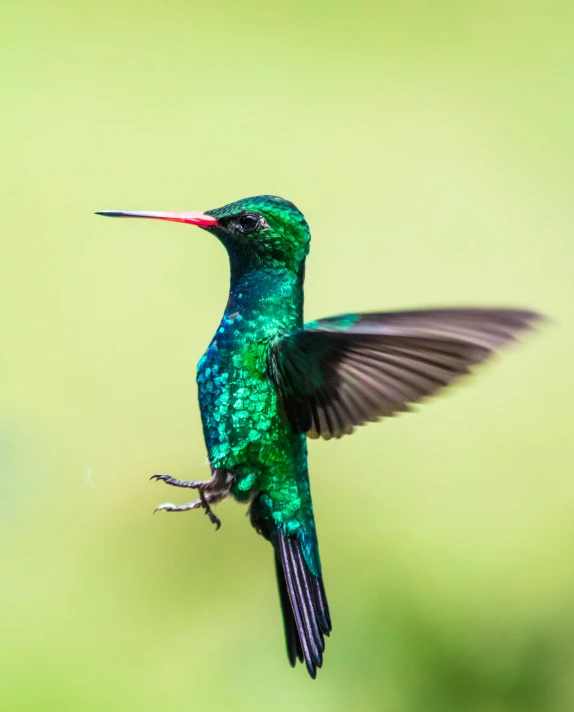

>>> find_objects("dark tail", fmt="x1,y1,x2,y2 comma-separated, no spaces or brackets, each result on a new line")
274,531,332,679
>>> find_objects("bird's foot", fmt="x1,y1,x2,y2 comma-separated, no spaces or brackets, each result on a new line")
153,491,222,531
151,468,232,531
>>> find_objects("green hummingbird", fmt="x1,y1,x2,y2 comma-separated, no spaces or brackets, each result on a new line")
96,196,541,678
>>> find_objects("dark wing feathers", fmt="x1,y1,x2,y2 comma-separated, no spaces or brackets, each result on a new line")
269,308,543,440
275,532,331,678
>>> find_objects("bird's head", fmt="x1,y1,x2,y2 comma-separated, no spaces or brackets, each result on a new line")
97,195,310,271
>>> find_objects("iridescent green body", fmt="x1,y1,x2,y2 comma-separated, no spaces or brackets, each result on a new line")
197,197,319,574
196,268,319,573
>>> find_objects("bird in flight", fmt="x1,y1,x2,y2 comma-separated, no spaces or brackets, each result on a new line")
97,195,542,678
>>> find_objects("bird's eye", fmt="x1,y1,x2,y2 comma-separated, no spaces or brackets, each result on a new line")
238,213,262,233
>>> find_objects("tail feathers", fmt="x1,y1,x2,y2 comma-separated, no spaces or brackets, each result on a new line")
275,531,332,679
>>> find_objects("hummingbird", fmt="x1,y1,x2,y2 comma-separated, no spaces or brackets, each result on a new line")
96,195,542,678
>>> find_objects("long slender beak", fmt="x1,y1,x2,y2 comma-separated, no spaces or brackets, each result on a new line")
95,210,218,228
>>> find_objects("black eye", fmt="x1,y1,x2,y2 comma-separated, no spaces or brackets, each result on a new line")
238,213,261,233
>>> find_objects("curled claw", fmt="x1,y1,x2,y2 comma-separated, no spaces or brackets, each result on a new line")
150,473,169,483
206,511,222,531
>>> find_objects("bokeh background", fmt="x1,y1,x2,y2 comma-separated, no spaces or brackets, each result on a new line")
1,1,573,710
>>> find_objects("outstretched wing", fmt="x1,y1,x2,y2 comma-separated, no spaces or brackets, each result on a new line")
268,308,543,440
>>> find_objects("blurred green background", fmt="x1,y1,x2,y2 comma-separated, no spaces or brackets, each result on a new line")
1,1,573,710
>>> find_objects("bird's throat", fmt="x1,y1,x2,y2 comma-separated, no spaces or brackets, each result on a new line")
224,264,305,335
